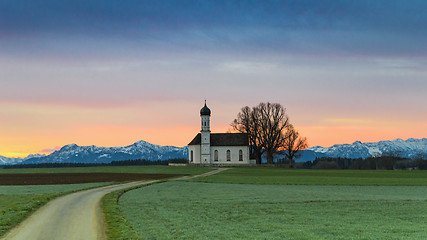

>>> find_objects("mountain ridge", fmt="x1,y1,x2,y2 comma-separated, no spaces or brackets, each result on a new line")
1,138,426,165
297,138,427,162
0,140,188,165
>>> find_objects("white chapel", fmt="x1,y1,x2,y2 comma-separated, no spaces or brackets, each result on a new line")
188,101,256,165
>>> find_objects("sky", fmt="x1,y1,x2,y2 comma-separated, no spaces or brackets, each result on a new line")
1,0,426,158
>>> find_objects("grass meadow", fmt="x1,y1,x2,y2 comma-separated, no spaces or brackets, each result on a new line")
2,166,426,239
0,182,111,236
192,167,427,186
115,168,427,240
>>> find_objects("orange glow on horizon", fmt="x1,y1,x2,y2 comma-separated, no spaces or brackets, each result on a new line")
1,102,426,158
299,121,426,148
1,121,425,158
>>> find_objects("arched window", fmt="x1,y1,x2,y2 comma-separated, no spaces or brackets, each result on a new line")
239,150,243,161
190,150,194,162
226,150,231,161
214,150,218,161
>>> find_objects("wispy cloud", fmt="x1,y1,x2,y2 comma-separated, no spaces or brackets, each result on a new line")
40,146,61,153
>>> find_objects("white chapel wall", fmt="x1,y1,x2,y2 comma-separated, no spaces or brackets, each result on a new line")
210,146,250,164
188,145,201,164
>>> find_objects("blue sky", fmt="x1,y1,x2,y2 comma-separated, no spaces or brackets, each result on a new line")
0,0,426,156
3,0,427,56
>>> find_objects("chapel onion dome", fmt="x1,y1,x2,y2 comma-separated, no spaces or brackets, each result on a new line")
200,102,211,116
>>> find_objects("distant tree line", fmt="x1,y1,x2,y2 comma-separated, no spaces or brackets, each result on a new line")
110,158,188,166
296,154,427,170
0,158,188,169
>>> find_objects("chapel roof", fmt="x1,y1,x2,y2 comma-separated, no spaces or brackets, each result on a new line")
188,133,249,146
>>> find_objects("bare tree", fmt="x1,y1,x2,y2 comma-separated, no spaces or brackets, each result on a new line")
231,106,264,164
232,102,291,164
257,103,290,164
282,125,308,168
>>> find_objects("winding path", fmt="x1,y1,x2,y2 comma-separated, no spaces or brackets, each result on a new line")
1,168,228,240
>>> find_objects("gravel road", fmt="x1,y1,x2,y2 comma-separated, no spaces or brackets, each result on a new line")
1,168,228,240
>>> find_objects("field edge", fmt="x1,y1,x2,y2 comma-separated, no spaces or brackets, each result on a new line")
101,181,167,240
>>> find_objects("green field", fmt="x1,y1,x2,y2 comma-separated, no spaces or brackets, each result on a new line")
0,182,111,236
2,167,427,239
120,181,427,239
191,167,427,186
114,168,427,240
0,165,212,175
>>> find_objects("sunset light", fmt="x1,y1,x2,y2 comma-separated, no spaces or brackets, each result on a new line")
0,1,426,158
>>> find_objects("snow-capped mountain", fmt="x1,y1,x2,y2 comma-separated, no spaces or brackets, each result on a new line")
2,138,425,165
298,138,427,162
0,156,20,165
21,140,188,164
0,154,45,165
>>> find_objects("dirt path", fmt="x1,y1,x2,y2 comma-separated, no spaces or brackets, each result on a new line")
1,168,228,240
171,167,229,180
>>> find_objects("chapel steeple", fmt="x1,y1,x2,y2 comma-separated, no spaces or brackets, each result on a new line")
200,100,211,132
200,100,211,163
